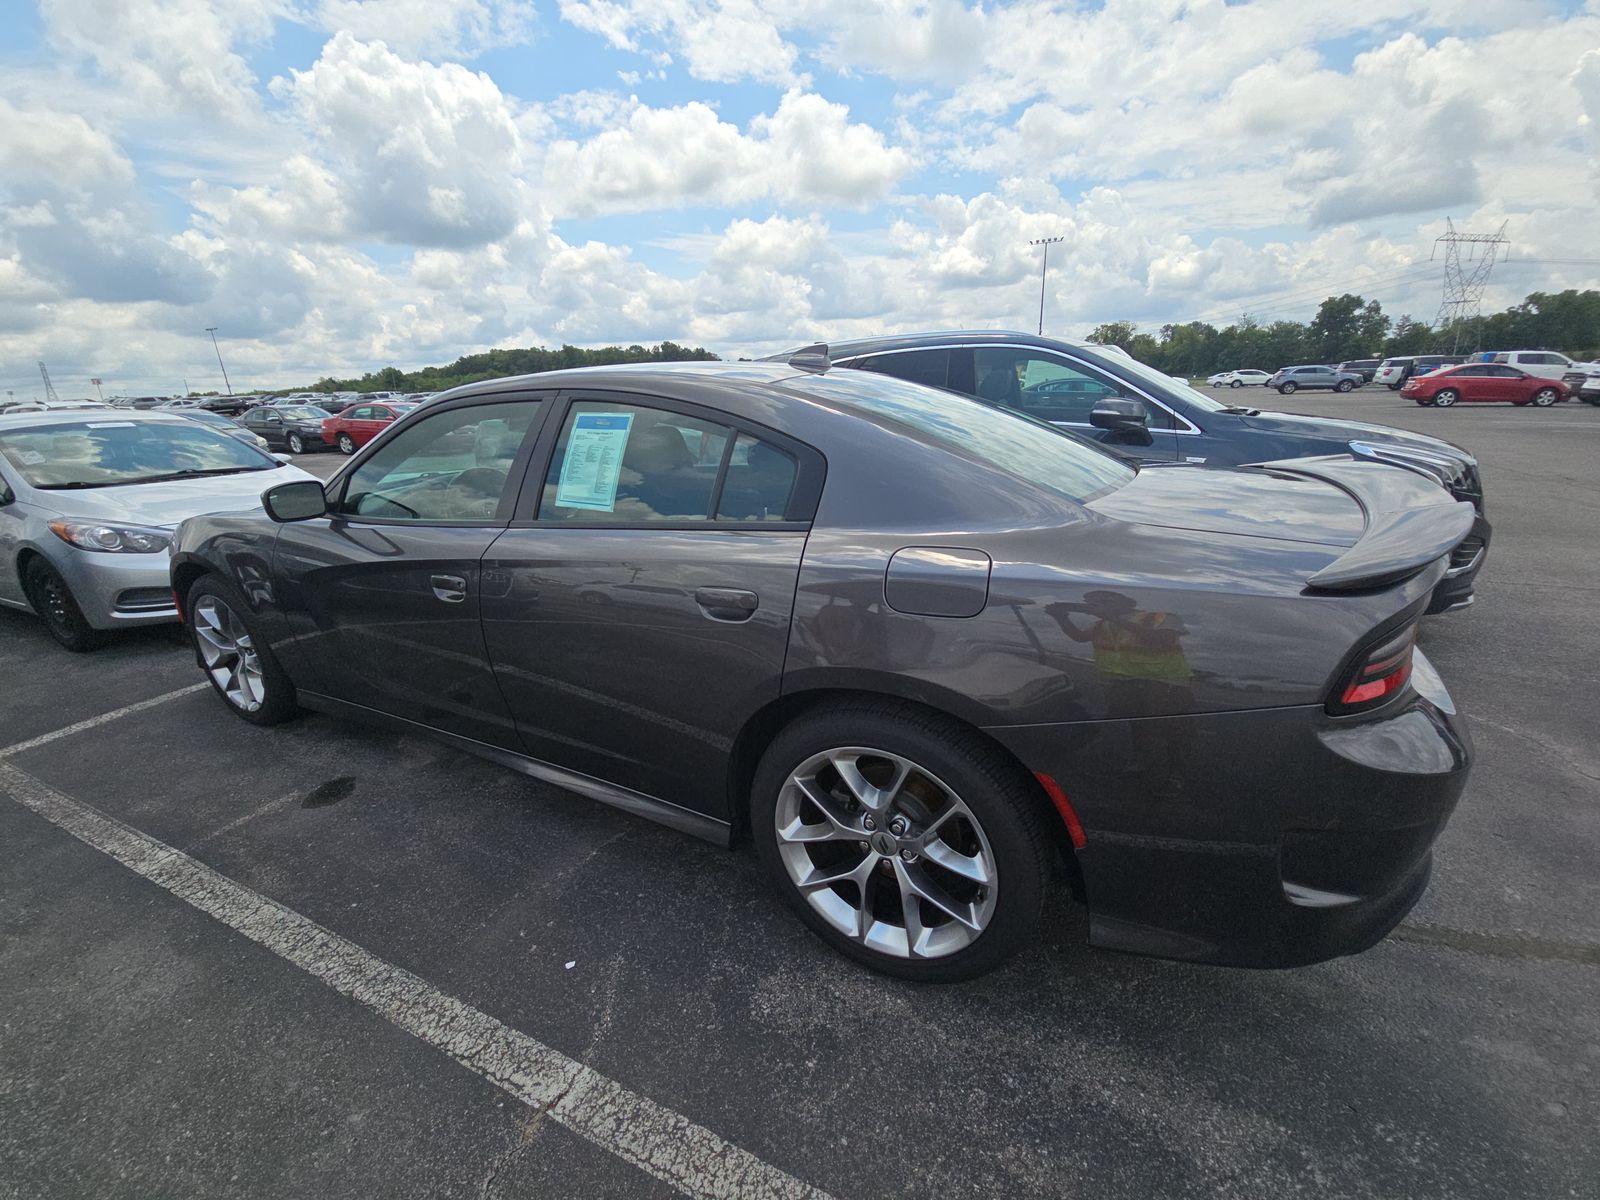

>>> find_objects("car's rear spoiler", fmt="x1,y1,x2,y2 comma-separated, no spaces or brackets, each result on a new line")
1247,456,1476,591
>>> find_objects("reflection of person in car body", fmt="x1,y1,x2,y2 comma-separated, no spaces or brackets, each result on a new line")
1048,590,1193,793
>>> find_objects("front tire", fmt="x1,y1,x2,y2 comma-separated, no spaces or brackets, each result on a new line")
187,576,299,725
287,432,306,454
1531,387,1559,407
23,558,107,652
1432,389,1459,408
751,702,1051,982
337,432,357,455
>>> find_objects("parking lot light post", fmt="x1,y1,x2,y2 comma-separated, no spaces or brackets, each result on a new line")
1029,236,1065,336
206,326,233,396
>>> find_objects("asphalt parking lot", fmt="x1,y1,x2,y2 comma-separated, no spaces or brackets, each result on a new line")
2,389,1597,1199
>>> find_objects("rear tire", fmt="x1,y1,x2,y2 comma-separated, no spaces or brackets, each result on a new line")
23,558,107,652
1335,380,1354,393
1279,381,1298,394
1531,387,1559,407
1229,379,1243,388
187,575,299,725
1432,389,1459,408
337,432,357,455
751,701,1052,982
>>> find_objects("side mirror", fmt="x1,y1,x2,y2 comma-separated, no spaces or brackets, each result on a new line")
262,480,328,523
0,480,13,506
272,453,293,464
1090,397,1153,445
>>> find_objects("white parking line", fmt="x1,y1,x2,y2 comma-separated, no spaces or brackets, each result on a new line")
0,683,210,758
0,760,831,1200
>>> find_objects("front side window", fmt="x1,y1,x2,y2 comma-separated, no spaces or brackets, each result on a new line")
0,419,275,489
339,401,540,522
542,401,730,523
971,348,1177,429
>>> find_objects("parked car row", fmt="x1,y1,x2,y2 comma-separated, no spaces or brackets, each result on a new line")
0,328,1502,984
1206,350,1598,404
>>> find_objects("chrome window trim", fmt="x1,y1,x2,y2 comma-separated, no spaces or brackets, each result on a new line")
836,343,1204,435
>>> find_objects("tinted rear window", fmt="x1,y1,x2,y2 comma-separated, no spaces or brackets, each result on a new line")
780,370,1133,504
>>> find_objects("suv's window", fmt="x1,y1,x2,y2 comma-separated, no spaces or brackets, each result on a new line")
783,370,1134,504
716,433,798,522
542,401,731,523
859,350,949,390
972,347,1177,429
339,401,540,522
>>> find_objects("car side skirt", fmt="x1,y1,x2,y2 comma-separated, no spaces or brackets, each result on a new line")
297,691,733,846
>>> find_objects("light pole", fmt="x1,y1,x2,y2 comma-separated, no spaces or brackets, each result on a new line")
1028,237,1065,336
205,326,233,396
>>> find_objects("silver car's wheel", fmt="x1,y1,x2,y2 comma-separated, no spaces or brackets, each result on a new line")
774,747,999,961
193,595,268,714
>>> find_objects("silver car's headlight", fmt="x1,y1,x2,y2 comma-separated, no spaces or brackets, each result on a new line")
47,520,173,553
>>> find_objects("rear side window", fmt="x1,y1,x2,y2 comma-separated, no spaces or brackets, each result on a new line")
542,401,729,523
717,433,797,522
859,349,949,390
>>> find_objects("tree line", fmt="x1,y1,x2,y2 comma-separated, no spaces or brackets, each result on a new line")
302,341,719,394
1087,289,1600,378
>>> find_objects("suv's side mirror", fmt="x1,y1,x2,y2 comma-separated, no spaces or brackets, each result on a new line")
0,480,13,506
262,479,328,522
1090,397,1153,446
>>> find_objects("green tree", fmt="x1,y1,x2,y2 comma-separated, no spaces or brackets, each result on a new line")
1087,321,1139,348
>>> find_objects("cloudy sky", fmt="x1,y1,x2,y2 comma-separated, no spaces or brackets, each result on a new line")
2,0,1598,397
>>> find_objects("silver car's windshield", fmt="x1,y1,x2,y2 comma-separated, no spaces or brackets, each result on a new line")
784,371,1135,503
0,419,275,489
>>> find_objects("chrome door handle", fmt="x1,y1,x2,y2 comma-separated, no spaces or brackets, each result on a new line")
695,587,757,621
431,574,468,603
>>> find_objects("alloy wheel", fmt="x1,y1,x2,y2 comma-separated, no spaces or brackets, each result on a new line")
193,595,267,714
1434,389,1458,407
338,433,356,454
774,747,998,960
288,433,305,453
1532,388,1558,407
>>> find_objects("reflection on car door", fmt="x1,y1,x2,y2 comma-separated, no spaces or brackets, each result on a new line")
271,395,548,745
480,394,817,818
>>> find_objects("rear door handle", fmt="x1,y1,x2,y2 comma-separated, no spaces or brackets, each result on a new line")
695,587,758,621
431,574,468,603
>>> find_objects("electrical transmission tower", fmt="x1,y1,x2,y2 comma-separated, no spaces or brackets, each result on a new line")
1431,219,1509,353
38,361,60,403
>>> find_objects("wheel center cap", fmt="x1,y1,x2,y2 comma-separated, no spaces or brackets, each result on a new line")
868,831,897,857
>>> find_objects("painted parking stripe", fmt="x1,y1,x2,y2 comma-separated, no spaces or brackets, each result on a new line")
0,682,209,758
0,760,831,1200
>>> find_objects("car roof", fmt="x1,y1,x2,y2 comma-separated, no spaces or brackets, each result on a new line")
0,409,196,431
758,329,1099,362
434,360,812,406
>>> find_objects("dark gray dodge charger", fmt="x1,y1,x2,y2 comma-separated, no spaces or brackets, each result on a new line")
171,360,1473,981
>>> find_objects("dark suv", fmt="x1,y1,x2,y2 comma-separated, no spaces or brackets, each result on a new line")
767,331,1489,614
1338,358,1382,383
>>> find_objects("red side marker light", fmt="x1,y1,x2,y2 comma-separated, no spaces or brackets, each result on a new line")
1034,771,1087,849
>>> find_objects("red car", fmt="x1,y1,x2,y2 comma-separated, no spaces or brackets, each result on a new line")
1403,363,1567,408
321,401,417,453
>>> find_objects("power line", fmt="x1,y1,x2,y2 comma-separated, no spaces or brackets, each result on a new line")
1432,218,1510,353
1183,263,1439,327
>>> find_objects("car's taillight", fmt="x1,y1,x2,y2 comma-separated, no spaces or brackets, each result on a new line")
1328,625,1416,715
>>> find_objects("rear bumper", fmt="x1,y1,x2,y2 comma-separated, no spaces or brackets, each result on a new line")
986,649,1470,968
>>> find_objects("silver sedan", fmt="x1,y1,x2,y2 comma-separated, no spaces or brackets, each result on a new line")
0,409,311,650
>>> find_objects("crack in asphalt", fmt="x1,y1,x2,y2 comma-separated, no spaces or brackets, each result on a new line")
1394,922,1600,966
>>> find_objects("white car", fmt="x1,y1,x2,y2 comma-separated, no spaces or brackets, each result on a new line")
1488,351,1580,381
1208,369,1272,388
